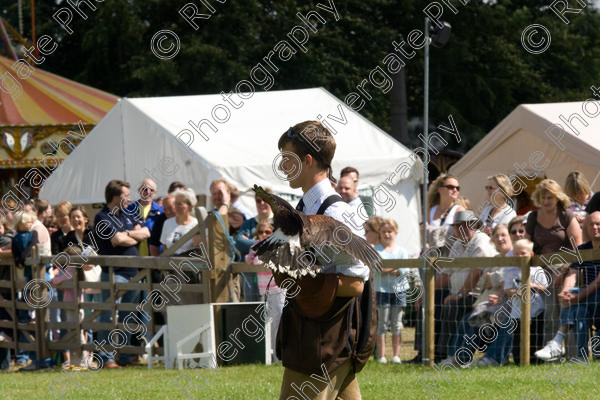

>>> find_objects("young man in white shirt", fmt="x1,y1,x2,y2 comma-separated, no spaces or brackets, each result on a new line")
274,121,375,400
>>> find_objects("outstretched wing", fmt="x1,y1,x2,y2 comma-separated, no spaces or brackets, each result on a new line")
301,214,382,272
257,242,321,279
252,227,319,278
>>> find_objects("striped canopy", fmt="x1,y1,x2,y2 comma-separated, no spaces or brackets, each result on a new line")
0,55,118,126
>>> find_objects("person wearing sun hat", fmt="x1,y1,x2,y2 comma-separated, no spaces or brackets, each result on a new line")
436,210,498,361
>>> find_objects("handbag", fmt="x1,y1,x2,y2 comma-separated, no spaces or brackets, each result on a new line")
82,265,102,283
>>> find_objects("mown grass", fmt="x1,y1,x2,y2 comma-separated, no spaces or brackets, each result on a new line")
1,359,598,400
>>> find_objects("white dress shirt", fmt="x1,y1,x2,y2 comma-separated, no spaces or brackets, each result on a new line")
348,196,363,211
299,178,370,281
345,196,365,226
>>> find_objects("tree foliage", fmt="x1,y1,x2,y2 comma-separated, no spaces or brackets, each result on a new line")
1,0,599,152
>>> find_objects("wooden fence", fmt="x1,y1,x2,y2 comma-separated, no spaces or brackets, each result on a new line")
233,246,600,366
0,212,234,365
1,207,598,367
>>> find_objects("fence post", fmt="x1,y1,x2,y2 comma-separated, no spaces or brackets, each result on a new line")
33,262,47,364
207,212,231,302
75,263,82,359
425,261,435,366
520,257,531,366
9,262,18,356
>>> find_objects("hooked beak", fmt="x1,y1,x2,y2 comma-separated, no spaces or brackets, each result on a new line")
253,185,278,211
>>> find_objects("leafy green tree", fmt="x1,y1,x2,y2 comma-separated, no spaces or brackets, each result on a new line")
1,0,600,154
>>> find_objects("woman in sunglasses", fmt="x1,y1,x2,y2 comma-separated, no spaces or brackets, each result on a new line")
427,174,465,227
235,187,275,301
479,174,517,235
425,174,465,257
417,175,465,363
244,221,284,363
508,216,527,243
235,187,274,256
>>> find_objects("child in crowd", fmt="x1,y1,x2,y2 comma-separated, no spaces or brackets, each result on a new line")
0,222,13,256
364,216,385,247
564,171,591,227
246,221,278,297
0,222,13,370
12,211,38,282
374,218,408,364
245,220,284,363
51,245,87,369
12,211,42,369
477,239,548,366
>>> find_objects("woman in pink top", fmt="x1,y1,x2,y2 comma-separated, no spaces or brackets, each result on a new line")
245,221,284,363
246,221,279,296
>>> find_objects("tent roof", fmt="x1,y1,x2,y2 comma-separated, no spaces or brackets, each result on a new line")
449,102,600,210
40,87,422,204
0,55,119,126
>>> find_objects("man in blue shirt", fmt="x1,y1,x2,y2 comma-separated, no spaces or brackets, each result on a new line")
125,178,163,257
94,179,150,368
125,178,163,347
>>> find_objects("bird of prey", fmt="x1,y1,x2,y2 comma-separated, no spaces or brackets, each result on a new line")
250,185,382,278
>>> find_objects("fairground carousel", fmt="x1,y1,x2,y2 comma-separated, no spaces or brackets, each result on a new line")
0,53,118,198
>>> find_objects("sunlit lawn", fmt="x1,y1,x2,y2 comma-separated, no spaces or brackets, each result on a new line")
1,328,596,399
1,359,598,400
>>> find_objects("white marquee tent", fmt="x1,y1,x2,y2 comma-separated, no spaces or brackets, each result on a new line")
449,102,600,210
40,88,423,255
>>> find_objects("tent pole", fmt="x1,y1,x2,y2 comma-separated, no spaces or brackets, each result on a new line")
31,0,37,57
421,17,432,366
18,0,23,34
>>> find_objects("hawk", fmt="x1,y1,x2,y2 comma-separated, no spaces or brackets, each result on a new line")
251,185,382,278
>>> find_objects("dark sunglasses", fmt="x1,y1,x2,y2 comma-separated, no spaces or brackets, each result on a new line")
257,230,272,235
255,198,266,204
286,126,300,139
510,229,525,234
285,126,335,182
443,184,460,191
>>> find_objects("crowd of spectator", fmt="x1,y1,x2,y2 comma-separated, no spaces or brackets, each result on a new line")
1,166,600,371
412,171,600,368
0,177,266,371
361,170,600,366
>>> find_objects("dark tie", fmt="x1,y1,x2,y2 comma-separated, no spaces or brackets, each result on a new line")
296,198,305,212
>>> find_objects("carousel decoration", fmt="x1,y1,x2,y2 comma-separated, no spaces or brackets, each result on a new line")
0,18,118,183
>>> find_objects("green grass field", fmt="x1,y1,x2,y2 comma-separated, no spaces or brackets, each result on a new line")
1,360,598,400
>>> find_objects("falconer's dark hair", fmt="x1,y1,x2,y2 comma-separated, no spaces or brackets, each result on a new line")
278,121,337,183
